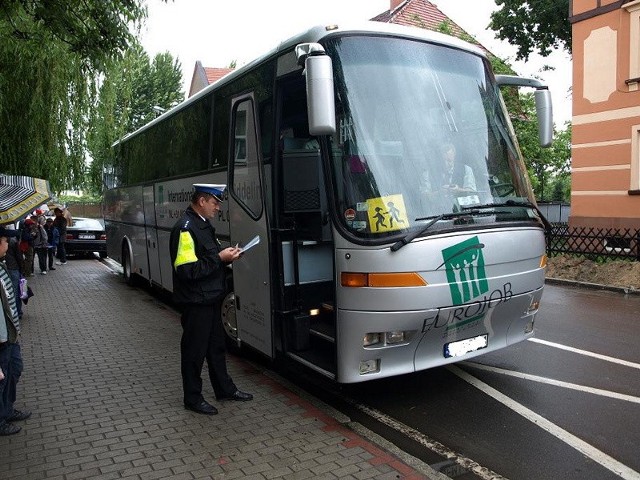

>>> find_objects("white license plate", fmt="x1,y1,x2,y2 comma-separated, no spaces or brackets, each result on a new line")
444,334,488,358
79,234,94,239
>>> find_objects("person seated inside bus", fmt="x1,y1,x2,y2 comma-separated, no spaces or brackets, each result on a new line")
419,142,476,195
441,142,476,192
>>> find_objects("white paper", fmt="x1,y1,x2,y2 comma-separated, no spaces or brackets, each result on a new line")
241,235,260,253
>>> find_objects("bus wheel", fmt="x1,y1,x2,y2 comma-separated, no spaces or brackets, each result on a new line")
221,290,239,349
122,248,136,286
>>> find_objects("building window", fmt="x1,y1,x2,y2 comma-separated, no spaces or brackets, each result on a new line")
625,0,640,90
631,125,640,191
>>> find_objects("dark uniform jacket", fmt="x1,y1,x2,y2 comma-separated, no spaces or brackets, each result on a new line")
53,216,67,243
169,205,226,305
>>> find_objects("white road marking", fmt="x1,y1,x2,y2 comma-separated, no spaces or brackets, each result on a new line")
528,338,640,370
345,399,506,480
462,362,640,404
447,365,640,480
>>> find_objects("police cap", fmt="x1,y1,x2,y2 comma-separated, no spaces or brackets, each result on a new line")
193,184,226,202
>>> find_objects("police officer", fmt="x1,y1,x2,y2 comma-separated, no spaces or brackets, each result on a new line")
169,184,252,415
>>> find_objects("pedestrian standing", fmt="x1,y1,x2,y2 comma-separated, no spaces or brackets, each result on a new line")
3,230,24,319
53,208,67,265
32,217,48,275
169,184,251,415
43,218,59,271
20,219,36,277
0,226,31,436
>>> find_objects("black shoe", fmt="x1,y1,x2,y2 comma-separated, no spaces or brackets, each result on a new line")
8,409,31,422
185,400,218,415
0,422,21,435
49,267,56,271
218,390,253,402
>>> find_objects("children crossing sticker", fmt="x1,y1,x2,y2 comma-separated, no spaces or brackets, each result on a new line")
367,194,409,233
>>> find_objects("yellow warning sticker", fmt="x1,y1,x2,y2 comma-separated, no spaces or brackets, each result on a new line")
367,194,409,233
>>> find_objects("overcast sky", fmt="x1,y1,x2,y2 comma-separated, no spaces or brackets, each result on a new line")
140,0,572,125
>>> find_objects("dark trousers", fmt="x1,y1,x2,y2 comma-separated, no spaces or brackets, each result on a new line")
47,247,55,269
56,242,66,262
0,343,23,423
180,302,235,406
35,248,47,273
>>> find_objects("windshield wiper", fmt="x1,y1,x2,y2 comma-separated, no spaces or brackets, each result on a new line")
391,211,482,252
461,199,552,234
390,198,552,252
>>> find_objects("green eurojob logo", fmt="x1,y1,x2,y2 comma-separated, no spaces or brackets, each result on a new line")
442,236,489,304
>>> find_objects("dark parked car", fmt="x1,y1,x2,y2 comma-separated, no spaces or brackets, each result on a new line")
65,217,107,258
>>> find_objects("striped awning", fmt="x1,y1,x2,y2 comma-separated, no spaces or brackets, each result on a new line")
0,174,52,224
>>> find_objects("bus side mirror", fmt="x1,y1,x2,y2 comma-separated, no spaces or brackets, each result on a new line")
296,43,336,136
534,89,553,147
495,75,554,148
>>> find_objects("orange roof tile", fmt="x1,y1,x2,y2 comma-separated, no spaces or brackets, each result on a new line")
205,67,234,84
371,0,478,47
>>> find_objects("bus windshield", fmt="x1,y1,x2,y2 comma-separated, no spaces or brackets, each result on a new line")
325,35,535,241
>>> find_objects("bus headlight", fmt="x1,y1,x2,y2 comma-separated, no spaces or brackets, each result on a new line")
527,299,540,314
364,330,416,348
385,331,407,344
363,333,381,347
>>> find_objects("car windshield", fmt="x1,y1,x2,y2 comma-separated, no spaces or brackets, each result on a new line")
324,35,537,241
71,219,102,229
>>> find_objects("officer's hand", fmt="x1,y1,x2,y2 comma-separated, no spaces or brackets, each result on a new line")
219,246,242,263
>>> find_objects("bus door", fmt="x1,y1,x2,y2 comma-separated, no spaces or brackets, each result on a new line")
227,95,273,358
275,76,336,378
143,185,162,284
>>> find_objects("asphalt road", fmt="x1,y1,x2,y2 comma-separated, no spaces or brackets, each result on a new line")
280,283,640,480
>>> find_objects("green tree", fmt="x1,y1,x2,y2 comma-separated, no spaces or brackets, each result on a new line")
0,1,166,192
87,44,184,195
489,0,571,61
512,93,571,201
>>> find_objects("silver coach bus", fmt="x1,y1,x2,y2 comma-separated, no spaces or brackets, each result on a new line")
104,22,553,383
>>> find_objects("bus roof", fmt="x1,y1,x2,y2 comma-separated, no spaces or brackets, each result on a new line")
114,21,486,146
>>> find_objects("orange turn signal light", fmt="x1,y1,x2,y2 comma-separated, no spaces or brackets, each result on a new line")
540,254,548,269
341,272,426,288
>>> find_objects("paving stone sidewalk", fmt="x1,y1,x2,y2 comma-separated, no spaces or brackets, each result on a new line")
0,258,442,479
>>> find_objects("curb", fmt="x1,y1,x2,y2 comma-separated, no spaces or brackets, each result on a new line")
545,276,640,296
253,363,446,479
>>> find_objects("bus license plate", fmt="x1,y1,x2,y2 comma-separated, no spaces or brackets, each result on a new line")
444,334,488,358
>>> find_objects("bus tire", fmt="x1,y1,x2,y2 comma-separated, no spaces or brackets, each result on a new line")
122,247,137,287
221,279,239,352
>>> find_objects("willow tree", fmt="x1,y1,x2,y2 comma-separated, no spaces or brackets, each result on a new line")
87,44,184,195
0,1,159,192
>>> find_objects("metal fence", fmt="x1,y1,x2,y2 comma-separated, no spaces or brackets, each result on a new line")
537,202,570,224
547,223,640,260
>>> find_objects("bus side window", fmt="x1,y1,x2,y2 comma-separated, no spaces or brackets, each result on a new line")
231,98,263,218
